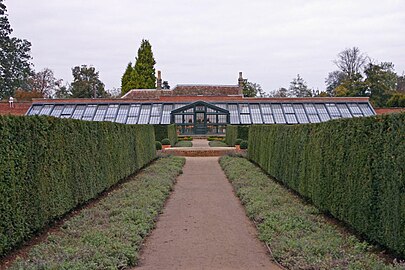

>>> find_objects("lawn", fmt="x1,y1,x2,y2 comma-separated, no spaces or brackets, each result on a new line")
208,141,228,147
174,141,193,147
10,156,185,269
220,156,404,270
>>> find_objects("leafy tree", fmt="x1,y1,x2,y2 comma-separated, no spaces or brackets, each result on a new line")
386,93,405,107
334,47,368,80
364,62,397,107
242,80,265,97
272,87,288,97
70,65,108,98
0,0,33,99
325,70,346,96
162,81,170,89
25,68,62,98
288,74,312,97
397,73,405,93
54,84,71,98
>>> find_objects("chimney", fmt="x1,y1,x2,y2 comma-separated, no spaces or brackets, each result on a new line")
157,70,162,90
238,71,244,87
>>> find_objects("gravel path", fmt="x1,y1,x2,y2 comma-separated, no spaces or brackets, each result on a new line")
135,157,280,270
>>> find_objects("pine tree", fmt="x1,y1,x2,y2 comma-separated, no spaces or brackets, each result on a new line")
132,39,156,89
288,74,312,97
121,62,134,95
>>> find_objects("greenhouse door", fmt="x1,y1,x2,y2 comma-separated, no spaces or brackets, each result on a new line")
194,112,207,134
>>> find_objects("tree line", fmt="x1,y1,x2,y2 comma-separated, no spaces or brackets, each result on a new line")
0,0,112,100
270,47,405,107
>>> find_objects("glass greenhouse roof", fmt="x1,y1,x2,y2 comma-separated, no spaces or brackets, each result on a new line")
26,101,375,125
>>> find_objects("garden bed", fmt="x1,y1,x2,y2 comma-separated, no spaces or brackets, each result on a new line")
208,141,228,147
8,156,185,269
174,141,193,147
219,156,404,269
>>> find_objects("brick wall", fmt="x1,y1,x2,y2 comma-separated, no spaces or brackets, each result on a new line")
0,102,32,116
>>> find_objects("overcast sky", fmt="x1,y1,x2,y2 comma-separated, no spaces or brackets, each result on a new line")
7,0,405,95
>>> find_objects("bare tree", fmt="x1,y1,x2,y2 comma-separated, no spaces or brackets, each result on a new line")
334,47,369,79
26,68,62,97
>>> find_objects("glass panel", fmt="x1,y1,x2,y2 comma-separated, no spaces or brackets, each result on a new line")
240,114,251,124
137,105,151,124
71,105,86,119
127,104,141,124
250,104,262,124
260,104,272,114
104,105,119,122
215,103,227,109
359,103,374,116
207,115,216,123
174,104,184,110
228,104,239,124
175,115,182,124
304,104,317,114
283,104,298,124
116,105,129,124
239,104,249,114
348,104,363,117
271,104,286,124
304,104,320,123
61,105,75,118
293,104,309,124
262,114,275,124
282,104,294,113
196,106,205,111
50,105,64,117
315,104,330,121
217,114,228,123
28,105,43,115
326,103,341,119
93,105,108,121
82,105,97,121
336,104,352,118
161,104,173,124
308,114,321,123
38,105,53,116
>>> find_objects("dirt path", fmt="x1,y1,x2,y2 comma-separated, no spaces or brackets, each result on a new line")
135,157,280,270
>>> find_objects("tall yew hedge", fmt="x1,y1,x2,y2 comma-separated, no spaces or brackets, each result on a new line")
225,125,249,146
153,124,177,146
248,113,405,257
0,116,156,256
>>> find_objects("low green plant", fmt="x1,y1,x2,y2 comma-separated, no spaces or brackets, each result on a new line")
207,136,225,141
10,156,185,269
220,156,405,269
156,141,162,150
178,136,193,141
175,141,193,147
209,141,228,147
161,138,171,145
239,140,248,149
235,138,243,145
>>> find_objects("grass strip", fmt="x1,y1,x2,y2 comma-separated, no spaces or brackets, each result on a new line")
208,141,228,147
10,156,185,270
219,156,404,270
174,141,193,147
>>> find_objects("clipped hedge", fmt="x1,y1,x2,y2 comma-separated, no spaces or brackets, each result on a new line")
0,115,156,256
153,124,178,146
248,113,405,257
225,125,250,146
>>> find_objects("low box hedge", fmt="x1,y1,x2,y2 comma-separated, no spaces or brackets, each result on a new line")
0,115,156,256
248,113,405,257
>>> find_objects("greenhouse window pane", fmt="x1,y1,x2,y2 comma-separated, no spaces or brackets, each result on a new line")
348,104,363,117
39,105,53,116
271,104,286,124
71,105,86,119
260,104,272,114
161,104,173,124
228,104,240,124
359,103,374,116
304,104,317,114
293,104,309,123
104,105,119,122
315,104,330,121
308,114,321,123
283,104,298,124
175,115,183,124
250,104,262,123
326,103,341,119
240,114,251,124
239,104,249,114
137,105,151,124
28,105,43,115
127,104,141,124
93,105,108,121
50,105,64,117
262,114,275,124
61,105,75,118
217,114,228,123
82,105,97,121
115,105,129,123
336,104,352,118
